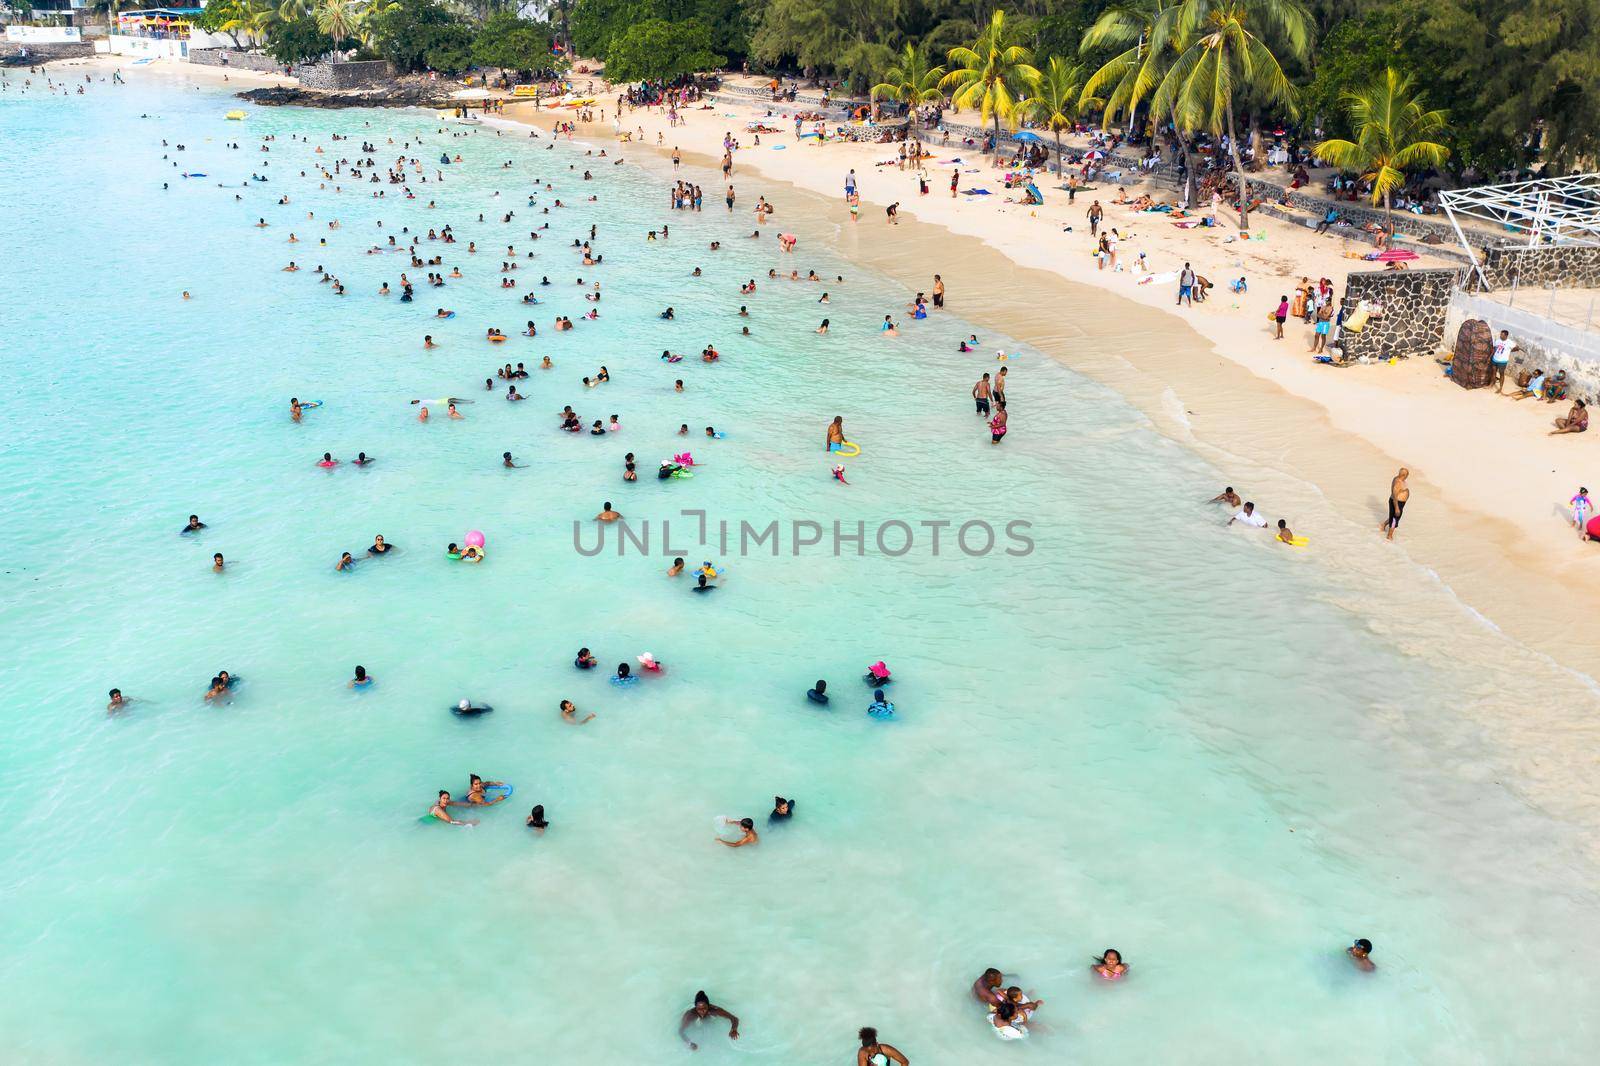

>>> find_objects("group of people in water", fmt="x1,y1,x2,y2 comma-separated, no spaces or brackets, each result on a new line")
81,89,1410,1057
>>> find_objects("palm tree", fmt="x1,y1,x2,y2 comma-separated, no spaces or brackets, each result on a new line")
1150,0,1313,229
940,9,1041,145
350,0,395,49
1315,69,1449,220
1080,0,1205,201
314,0,356,52
1019,56,1084,174
245,0,279,42
870,44,946,117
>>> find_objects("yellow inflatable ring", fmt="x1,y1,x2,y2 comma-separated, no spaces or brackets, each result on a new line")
834,441,861,458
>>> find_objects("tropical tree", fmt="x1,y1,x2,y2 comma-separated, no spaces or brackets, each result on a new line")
314,0,358,49
1079,0,1202,202
1314,67,1450,219
245,0,280,42
869,43,945,116
1019,55,1084,174
940,9,1041,143
1149,0,1313,229
264,16,335,64
470,12,551,84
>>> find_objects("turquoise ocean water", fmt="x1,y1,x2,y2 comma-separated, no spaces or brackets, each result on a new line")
2,71,1598,1063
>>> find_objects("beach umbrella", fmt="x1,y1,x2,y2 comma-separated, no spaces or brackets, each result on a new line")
1375,249,1419,261
1085,149,1106,161
1013,131,1045,144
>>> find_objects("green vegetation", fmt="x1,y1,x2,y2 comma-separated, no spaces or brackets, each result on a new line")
940,10,1040,137
263,16,335,65
1315,67,1451,217
869,44,945,111
603,17,724,81
226,0,1592,176
571,0,751,80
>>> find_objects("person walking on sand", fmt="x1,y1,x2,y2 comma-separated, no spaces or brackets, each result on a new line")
1273,295,1289,339
1088,200,1103,237
1383,468,1409,541
1178,262,1196,306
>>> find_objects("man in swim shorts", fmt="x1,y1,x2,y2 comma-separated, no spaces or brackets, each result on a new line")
1383,468,1408,541
973,373,992,416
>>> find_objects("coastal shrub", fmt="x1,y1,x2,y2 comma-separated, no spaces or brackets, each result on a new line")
471,12,557,82
265,18,336,66
572,0,754,66
371,0,473,74
603,16,723,81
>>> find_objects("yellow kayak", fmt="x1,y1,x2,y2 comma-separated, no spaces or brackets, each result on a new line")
225,110,246,120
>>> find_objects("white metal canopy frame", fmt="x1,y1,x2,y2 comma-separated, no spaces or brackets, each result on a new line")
1440,172,1600,288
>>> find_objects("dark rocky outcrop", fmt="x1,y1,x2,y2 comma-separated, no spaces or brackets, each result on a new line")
236,84,454,109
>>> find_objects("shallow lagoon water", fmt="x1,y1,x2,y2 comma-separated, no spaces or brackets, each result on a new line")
2,75,1599,1063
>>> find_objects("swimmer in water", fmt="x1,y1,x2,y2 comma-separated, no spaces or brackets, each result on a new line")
692,574,715,594
717,817,757,847
1347,939,1375,972
857,1028,910,1066
560,699,595,725
503,451,523,468
595,502,622,522
807,680,829,704
107,688,130,713
336,551,355,571
354,452,373,466
973,968,1006,1006
213,553,225,572
459,773,507,805
183,514,206,533
429,791,477,826
1093,949,1128,979
679,991,739,1051
447,403,463,419
526,804,549,832
368,534,392,555
575,647,598,669
1209,486,1243,508
667,557,685,577
769,797,794,823
418,406,430,422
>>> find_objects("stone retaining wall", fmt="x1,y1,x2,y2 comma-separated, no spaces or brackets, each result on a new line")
0,41,95,60
1239,175,1478,247
296,59,394,90
1474,245,1600,290
1336,268,1461,361
188,48,284,73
